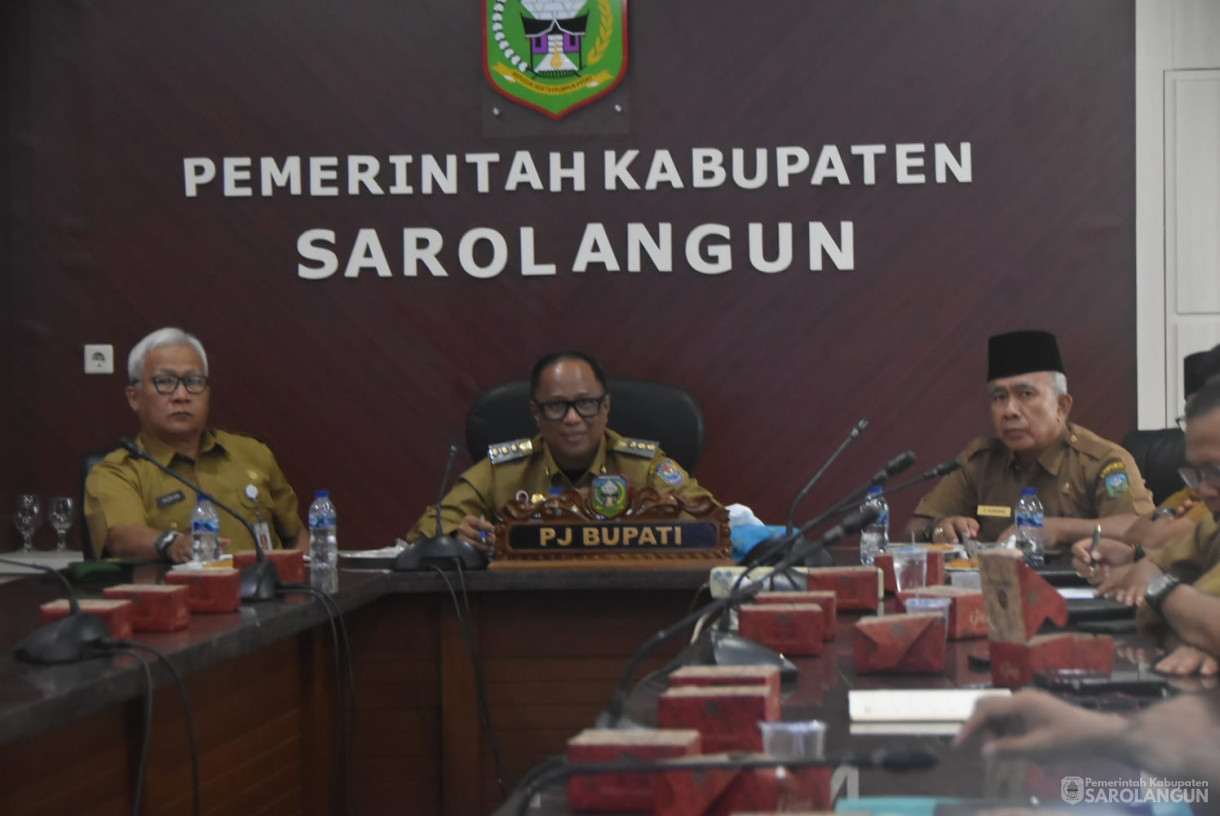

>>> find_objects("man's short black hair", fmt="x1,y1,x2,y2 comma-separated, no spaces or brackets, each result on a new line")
1185,376,1220,422
529,351,607,399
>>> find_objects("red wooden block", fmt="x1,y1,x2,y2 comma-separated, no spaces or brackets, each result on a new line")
979,550,1068,643
897,586,987,640
989,633,1116,689
232,548,306,584
102,584,191,632
711,766,834,815
874,553,898,594
566,729,701,812
657,687,780,753
39,599,134,640
164,568,242,613
853,613,946,674
656,759,740,816
669,665,781,698
926,549,946,586
738,603,823,656
755,590,837,640
804,567,881,611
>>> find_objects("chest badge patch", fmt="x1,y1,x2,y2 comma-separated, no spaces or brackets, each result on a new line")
156,490,186,509
591,474,629,518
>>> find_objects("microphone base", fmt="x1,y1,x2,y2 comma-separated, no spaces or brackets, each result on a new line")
670,628,798,681
239,561,281,602
393,534,488,571
14,613,110,664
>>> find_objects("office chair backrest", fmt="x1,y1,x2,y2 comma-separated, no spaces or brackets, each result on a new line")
1120,428,1185,506
79,447,119,560
465,377,706,474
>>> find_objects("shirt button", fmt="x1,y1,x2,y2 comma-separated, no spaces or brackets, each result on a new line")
170,522,179,529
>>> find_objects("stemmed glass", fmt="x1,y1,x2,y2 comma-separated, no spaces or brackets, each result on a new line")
48,497,74,553
13,494,43,553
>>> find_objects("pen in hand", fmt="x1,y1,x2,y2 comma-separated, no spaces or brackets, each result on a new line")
1088,523,1102,573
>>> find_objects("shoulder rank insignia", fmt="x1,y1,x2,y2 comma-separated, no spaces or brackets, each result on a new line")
1100,460,1130,497
613,437,659,458
488,437,534,465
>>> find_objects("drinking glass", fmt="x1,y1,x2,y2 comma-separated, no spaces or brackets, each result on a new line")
48,497,74,552
13,494,43,553
758,720,827,811
891,546,928,593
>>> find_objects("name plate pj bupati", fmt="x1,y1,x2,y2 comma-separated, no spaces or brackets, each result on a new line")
492,477,731,569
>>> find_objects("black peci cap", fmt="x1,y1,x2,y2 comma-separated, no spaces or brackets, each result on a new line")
987,330,1065,381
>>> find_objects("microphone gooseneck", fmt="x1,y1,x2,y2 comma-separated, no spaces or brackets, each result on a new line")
785,418,868,535
0,556,110,663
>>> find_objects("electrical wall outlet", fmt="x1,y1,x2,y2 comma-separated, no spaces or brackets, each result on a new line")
84,344,114,375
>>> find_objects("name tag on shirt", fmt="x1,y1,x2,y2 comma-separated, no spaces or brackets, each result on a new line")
253,520,273,551
156,490,186,509
977,505,1011,518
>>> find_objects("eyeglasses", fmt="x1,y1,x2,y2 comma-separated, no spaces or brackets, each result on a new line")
136,374,210,395
1178,463,1220,490
1176,415,1187,431
533,395,606,421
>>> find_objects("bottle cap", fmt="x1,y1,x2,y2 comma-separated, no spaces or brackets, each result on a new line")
315,489,330,498
867,485,884,496
1021,487,1037,496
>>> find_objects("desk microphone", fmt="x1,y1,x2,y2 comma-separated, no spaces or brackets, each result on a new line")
785,418,868,535
0,556,109,663
118,437,280,601
394,442,488,571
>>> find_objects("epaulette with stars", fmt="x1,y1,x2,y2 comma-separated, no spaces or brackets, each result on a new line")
613,437,660,458
488,437,535,465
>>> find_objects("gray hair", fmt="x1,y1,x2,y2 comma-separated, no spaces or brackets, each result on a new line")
1051,371,1068,396
127,327,209,382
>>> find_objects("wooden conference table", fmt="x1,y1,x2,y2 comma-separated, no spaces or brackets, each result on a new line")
0,554,1185,816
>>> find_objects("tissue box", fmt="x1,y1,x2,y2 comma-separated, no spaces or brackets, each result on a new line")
567,728,701,812
804,567,881,611
738,603,824,656
897,585,987,640
712,766,834,815
657,686,779,753
39,598,134,640
853,613,946,674
232,548,306,584
102,584,190,632
990,633,1116,689
164,568,242,613
668,665,781,697
755,590,837,640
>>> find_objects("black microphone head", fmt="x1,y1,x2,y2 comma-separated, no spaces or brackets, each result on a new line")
886,449,917,477
933,458,963,477
118,437,141,455
841,503,881,534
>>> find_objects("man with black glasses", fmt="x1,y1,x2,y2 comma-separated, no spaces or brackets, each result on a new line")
84,327,307,562
405,351,719,548
1093,376,1220,675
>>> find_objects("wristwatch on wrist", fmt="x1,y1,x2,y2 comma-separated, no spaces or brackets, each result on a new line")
1144,572,1183,615
1131,543,1146,562
154,530,178,561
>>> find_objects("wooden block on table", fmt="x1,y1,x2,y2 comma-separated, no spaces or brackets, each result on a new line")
897,585,987,640
755,590,837,640
712,766,834,815
738,603,824,656
655,757,740,816
566,728,701,812
164,568,242,613
232,548,306,584
989,633,1116,689
102,584,191,632
804,566,881,611
853,612,946,674
669,665,781,697
39,599,135,640
979,549,1067,643
657,686,779,753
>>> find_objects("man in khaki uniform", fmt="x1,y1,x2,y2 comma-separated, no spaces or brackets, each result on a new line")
85,327,307,562
406,351,719,547
906,330,1154,549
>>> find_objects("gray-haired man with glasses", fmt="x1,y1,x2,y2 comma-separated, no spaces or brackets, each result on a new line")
84,327,307,562
405,350,719,548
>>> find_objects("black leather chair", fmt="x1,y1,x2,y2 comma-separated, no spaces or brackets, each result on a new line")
78,446,120,560
1121,428,1185,506
465,377,706,474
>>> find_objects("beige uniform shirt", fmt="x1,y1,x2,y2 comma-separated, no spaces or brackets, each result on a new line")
406,429,719,540
1150,514,1220,596
84,430,304,555
912,422,1155,542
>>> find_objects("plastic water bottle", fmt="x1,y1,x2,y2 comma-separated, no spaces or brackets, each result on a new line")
191,497,221,562
308,490,339,592
859,486,889,566
1014,487,1045,567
